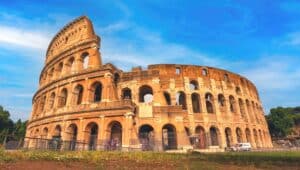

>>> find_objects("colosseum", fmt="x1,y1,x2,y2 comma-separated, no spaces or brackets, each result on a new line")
25,16,273,151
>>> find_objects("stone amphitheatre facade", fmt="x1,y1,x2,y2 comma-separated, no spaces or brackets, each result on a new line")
25,16,272,151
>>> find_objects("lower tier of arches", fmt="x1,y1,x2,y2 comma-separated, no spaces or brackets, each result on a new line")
25,115,273,151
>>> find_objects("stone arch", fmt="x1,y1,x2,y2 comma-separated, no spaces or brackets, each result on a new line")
218,94,226,107
195,126,206,149
52,125,62,138
176,91,187,109
66,123,78,150
48,67,54,81
42,127,48,139
238,99,246,120
229,95,236,113
189,80,199,90
225,127,233,147
209,126,220,146
139,124,155,151
224,73,230,82
163,91,171,105
236,127,243,143
57,62,63,77
236,86,241,95
162,124,177,150
58,88,68,108
246,100,253,121
81,52,89,69
48,92,55,110
139,85,153,103
39,96,46,113
258,129,264,147
108,121,122,150
202,68,208,76
85,122,98,150
245,128,252,144
67,57,75,74
90,81,102,102
253,129,259,148
191,93,201,113
73,84,84,105
122,87,132,100
113,73,120,87
205,93,214,113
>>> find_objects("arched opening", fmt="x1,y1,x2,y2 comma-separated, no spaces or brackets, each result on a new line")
51,125,62,150
162,124,177,150
259,130,263,147
74,85,84,105
224,74,230,82
48,92,55,109
67,57,75,74
236,86,241,95
218,94,226,108
91,82,102,102
191,93,201,113
82,52,89,69
163,92,171,105
85,122,98,150
236,128,243,143
113,73,120,87
229,95,236,113
122,88,132,100
58,88,68,108
39,96,46,113
48,68,54,81
139,125,154,151
139,85,153,103
195,126,206,149
176,91,187,109
67,124,78,150
239,99,246,120
189,80,199,90
253,129,259,148
202,68,208,76
42,128,48,139
225,127,233,147
246,100,253,122
205,93,214,113
210,127,219,146
57,62,63,77
245,128,252,144
109,121,122,150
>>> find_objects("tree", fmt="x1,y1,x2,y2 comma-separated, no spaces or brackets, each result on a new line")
266,107,294,138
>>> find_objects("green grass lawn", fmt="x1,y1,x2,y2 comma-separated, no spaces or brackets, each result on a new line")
1,149,300,169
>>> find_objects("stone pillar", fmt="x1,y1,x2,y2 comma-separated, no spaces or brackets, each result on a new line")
123,112,134,151
102,73,117,102
87,45,102,68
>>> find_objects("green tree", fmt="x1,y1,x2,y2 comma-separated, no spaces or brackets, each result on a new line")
267,107,294,138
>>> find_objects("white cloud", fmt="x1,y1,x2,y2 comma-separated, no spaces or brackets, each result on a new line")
0,25,51,50
241,57,300,91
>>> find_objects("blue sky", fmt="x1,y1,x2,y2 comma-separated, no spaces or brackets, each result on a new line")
1,0,300,120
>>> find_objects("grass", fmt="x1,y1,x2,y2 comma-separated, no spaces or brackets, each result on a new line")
0,148,300,169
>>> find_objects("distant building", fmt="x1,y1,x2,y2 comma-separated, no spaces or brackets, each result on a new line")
25,16,273,151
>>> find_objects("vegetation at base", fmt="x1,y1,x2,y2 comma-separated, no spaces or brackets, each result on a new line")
0,149,299,168
0,105,27,143
266,106,300,138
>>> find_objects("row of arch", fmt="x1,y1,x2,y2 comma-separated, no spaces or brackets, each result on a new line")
33,83,264,126
29,121,269,150
41,52,90,85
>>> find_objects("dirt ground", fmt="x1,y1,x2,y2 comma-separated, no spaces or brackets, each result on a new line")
0,160,299,170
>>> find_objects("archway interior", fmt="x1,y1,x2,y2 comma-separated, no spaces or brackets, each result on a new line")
195,126,206,149
210,127,219,146
87,123,98,150
225,128,232,147
110,122,122,150
139,125,154,151
162,124,177,150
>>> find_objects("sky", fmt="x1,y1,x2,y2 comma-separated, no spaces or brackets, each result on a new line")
0,0,300,121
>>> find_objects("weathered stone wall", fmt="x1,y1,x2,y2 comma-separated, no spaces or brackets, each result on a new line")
25,16,273,151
